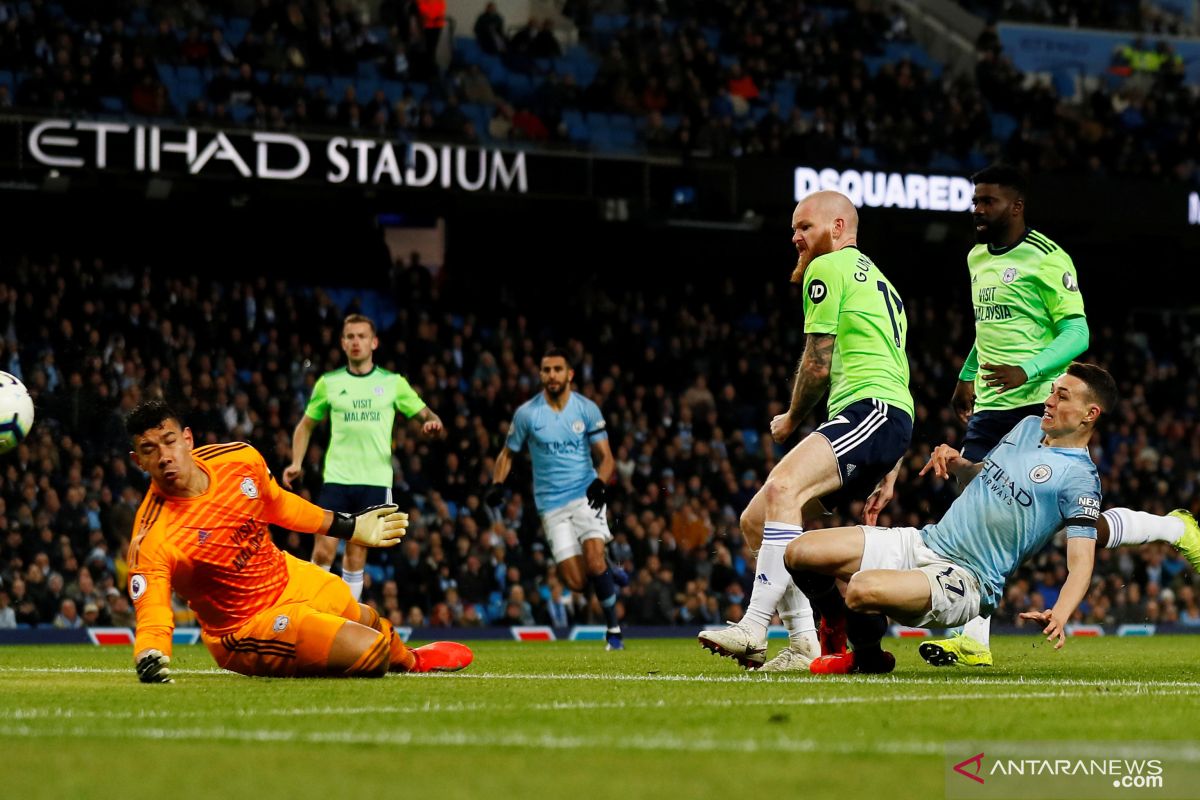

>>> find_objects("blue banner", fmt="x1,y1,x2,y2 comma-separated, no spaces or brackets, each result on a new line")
998,22,1200,86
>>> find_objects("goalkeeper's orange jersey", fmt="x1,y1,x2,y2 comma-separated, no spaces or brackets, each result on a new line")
127,443,327,656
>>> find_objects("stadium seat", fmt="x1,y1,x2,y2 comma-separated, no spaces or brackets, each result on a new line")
225,17,250,46
928,152,964,172
381,79,404,103
991,112,1018,141
99,96,125,114
504,73,533,102
357,78,380,99
229,104,255,123
455,37,482,64
176,65,202,85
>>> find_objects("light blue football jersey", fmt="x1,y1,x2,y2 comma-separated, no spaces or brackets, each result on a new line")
506,392,608,512
921,416,1101,615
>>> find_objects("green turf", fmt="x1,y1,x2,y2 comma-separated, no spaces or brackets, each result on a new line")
2,637,1199,800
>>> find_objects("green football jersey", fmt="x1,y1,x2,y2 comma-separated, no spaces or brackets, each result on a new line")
303,366,426,486
802,247,913,418
967,229,1086,410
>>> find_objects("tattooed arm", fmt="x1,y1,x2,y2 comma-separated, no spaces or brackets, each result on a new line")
769,333,835,444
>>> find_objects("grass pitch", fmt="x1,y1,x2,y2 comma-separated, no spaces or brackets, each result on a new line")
2,636,1199,800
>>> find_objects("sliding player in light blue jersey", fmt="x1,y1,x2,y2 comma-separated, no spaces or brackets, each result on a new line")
930,164,1198,668
783,362,1114,674
487,348,625,650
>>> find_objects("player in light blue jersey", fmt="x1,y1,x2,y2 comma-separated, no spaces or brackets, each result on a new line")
783,362,1115,674
487,348,625,650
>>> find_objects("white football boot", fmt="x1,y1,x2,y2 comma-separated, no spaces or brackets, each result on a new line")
698,622,768,669
759,634,820,673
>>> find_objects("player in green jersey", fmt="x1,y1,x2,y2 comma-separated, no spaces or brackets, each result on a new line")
283,314,444,601
699,191,914,674
922,165,1200,667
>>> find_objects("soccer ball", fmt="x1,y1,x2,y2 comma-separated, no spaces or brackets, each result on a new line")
0,371,34,454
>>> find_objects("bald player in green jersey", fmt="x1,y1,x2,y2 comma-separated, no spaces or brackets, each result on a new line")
922,165,1200,668
283,314,444,602
699,191,914,672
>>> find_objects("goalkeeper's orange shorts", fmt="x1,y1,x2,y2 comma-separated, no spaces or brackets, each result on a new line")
201,553,361,677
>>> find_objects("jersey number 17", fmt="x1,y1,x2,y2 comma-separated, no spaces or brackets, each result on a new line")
876,281,904,348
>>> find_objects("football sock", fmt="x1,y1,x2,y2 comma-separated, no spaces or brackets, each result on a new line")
779,581,817,648
608,559,630,588
743,522,804,638
1102,508,1184,548
591,569,620,631
345,631,390,676
789,569,845,627
342,569,364,601
962,615,991,648
315,563,332,571
846,610,888,657
379,617,416,672
361,604,381,631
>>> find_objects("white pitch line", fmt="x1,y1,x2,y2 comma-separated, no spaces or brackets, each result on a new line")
4,666,1200,691
3,723,1200,762
3,687,1196,724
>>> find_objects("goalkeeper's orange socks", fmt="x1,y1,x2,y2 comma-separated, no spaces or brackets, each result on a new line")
378,616,418,672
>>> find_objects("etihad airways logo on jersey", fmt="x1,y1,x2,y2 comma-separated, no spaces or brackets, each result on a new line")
979,459,1034,508
794,167,972,212
26,119,528,193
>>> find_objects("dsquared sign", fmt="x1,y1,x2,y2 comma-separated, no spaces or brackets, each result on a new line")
26,119,528,192
794,166,972,212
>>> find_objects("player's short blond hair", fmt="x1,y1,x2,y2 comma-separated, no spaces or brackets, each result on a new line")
342,314,377,336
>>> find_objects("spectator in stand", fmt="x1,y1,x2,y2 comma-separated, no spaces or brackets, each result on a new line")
474,2,509,56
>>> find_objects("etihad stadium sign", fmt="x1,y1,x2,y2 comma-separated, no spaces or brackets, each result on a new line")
794,166,973,212
24,118,528,192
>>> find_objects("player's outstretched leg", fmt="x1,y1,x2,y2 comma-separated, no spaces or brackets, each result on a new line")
327,621,393,677
1102,507,1197,576
358,603,473,673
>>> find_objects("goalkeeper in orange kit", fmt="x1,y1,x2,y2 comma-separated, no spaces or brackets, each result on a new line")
124,400,472,683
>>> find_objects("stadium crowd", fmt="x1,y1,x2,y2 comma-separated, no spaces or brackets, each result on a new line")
0,0,1196,184
0,251,1197,633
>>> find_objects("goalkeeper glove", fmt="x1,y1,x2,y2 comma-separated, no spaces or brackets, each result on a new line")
586,478,607,511
483,482,505,507
328,504,408,547
135,649,173,683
